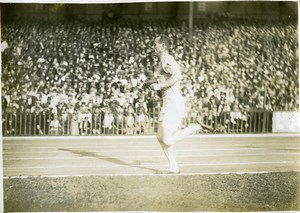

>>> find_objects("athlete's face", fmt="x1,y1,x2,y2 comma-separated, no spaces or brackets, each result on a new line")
154,37,164,55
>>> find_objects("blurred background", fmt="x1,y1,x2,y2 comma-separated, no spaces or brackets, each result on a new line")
1,2,297,21
1,1,299,136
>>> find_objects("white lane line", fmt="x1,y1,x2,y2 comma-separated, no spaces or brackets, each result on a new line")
3,170,300,179
4,161,300,169
3,148,300,154
3,153,300,160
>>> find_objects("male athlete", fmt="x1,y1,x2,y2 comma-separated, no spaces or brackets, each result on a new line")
149,35,212,174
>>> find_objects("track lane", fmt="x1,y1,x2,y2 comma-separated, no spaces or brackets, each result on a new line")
3,135,300,177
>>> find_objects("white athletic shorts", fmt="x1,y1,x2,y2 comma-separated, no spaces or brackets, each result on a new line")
159,94,185,131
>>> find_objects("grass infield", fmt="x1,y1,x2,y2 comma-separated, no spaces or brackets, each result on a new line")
4,171,300,212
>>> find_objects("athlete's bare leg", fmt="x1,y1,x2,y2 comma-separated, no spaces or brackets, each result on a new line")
156,121,206,173
156,116,215,174
160,123,202,146
157,122,179,173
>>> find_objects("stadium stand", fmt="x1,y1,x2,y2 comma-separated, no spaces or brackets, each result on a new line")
1,17,298,135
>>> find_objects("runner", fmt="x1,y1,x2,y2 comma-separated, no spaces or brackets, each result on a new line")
150,35,213,174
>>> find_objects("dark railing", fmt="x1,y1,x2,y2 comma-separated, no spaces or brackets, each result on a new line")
2,110,273,136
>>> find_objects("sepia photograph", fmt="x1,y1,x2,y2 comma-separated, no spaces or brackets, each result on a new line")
0,0,299,212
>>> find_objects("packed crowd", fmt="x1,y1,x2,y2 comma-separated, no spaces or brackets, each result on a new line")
1,17,298,135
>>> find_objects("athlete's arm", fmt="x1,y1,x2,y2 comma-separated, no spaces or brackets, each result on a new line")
159,64,182,89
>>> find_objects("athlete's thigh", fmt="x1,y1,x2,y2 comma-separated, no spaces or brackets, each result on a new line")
157,121,175,141
161,124,176,144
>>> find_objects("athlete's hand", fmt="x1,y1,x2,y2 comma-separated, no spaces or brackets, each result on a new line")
150,83,161,91
143,79,158,89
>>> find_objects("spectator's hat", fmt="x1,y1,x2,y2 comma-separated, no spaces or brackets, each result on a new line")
90,87,97,93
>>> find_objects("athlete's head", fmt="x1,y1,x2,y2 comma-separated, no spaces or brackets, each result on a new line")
154,35,171,54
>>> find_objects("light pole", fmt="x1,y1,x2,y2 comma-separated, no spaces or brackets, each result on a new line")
189,1,194,42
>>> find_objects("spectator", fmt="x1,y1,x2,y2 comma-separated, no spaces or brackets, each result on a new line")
70,110,79,135
78,104,92,135
135,106,149,134
124,105,135,135
230,103,248,132
49,114,61,135
1,17,298,135
101,103,114,134
92,107,102,135
31,101,45,135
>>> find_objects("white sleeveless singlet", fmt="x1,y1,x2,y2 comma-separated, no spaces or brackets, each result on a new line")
158,54,185,130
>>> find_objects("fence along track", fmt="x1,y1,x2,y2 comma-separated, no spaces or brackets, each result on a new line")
2,110,273,136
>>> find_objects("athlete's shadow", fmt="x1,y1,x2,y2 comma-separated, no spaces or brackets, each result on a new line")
58,148,158,172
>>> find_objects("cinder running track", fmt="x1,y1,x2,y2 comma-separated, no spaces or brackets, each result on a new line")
3,134,300,177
